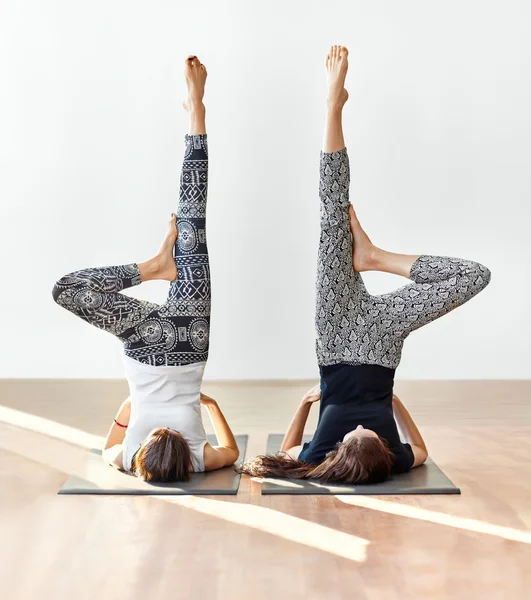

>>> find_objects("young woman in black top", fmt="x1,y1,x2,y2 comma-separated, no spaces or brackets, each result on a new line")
241,46,491,485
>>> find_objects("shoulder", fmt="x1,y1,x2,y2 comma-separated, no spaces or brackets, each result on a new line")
389,443,413,474
390,442,427,473
298,440,324,465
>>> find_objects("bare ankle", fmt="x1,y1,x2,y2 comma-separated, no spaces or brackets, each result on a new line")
356,246,379,272
189,101,206,116
367,246,383,271
365,248,420,279
188,105,207,135
137,257,160,282
326,101,344,115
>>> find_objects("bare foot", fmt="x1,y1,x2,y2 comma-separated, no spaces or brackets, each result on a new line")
182,55,207,113
155,214,178,281
349,205,378,272
326,45,349,109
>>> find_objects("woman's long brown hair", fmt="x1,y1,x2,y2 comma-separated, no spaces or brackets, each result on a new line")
238,435,394,485
132,427,192,482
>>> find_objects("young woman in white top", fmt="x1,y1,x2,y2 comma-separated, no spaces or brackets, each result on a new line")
52,56,239,482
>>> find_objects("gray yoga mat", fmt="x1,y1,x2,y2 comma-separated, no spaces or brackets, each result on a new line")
261,434,460,495
58,435,247,495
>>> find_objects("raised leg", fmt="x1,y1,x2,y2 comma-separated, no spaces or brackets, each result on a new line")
154,56,211,364
52,57,212,366
322,45,349,154
316,46,491,368
316,46,371,365
169,57,209,305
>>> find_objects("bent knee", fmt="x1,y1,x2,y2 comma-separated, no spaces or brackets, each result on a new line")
52,273,78,305
470,262,491,293
52,280,65,304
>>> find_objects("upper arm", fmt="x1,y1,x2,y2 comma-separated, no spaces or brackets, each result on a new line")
102,444,124,470
411,444,428,468
203,443,239,471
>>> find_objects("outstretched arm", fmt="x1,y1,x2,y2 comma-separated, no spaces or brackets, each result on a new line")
280,385,321,458
392,394,428,467
201,393,240,470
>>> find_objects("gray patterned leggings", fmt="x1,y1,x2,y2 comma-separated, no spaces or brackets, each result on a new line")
52,134,210,366
316,148,491,368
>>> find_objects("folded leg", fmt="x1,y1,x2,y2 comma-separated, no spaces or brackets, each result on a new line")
347,255,490,368
372,254,491,337
52,264,158,338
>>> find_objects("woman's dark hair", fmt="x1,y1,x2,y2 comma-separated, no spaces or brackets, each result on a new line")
238,435,393,485
132,428,191,482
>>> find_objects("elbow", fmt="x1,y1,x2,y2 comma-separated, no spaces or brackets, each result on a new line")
229,448,240,464
224,447,240,466
101,448,114,467
412,445,428,468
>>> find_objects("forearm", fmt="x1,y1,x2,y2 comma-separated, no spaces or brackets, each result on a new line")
206,403,238,451
103,397,131,450
392,395,427,452
280,400,313,452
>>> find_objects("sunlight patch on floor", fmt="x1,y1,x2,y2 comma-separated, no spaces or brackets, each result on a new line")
161,495,369,562
337,495,531,544
0,405,103,449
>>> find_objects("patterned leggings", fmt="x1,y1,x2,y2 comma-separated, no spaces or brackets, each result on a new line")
316,148,491,369
52,134,211,366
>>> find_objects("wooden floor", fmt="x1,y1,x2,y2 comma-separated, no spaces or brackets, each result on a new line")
1,379,530,600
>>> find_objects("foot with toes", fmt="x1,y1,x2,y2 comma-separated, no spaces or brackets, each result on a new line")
326,45,349,109
182,55,207,114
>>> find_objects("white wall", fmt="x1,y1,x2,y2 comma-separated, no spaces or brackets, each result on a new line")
1,0,529,380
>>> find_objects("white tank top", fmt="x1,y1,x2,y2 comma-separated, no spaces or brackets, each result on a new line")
121,354,208,473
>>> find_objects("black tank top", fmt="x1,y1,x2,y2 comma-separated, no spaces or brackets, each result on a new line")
298,363,414,474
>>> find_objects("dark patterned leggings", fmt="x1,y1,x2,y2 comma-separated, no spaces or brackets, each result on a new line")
52,134,210,366
316,148,491,368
